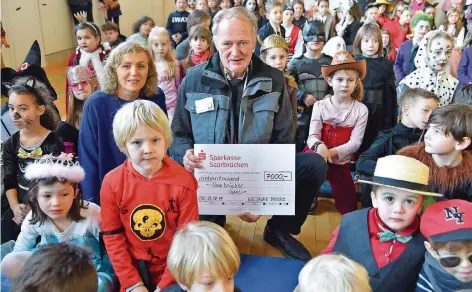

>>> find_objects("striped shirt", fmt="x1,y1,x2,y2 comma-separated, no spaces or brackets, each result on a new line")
416,266,434,292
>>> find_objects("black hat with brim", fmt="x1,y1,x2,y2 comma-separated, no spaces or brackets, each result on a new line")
1,41,57,99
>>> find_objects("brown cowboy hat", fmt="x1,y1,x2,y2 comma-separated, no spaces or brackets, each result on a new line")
321,50,366,80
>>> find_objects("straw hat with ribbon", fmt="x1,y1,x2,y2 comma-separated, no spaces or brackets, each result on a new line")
357,155,443,197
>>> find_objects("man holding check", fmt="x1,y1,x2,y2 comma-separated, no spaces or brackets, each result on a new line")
171,7,327,262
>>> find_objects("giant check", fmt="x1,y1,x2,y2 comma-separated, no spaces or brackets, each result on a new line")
194,144,295,215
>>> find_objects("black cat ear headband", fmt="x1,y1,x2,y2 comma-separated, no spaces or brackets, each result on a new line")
3,77,52,106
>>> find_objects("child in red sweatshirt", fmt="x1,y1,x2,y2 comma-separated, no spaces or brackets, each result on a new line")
100,100,199,292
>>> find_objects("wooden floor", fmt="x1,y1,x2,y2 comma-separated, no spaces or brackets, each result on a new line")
43,61,342,258
224,198,341,258
45,60,69,119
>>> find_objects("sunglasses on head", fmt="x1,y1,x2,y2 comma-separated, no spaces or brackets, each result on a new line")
70,81,89,91
438,253,472,268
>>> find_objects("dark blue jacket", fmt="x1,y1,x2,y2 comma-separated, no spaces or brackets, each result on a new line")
255,22,286,56
78,90,167,204
457,46,472,90
356,122,423,178
166,10,190,40
394,39,413,86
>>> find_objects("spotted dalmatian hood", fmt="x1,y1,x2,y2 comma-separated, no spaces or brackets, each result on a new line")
399,30,458,106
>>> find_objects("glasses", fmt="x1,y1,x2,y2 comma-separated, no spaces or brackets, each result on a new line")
70,81,89,91
438,253,472,268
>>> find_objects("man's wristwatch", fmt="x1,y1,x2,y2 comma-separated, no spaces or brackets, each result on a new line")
311,141,324,151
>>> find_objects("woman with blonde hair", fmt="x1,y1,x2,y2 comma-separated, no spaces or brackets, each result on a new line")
78,41,167,204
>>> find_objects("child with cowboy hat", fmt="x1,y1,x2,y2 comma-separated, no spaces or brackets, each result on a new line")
260,34,298,135
305,50,368,215
322,155,443,291
416,200,472,291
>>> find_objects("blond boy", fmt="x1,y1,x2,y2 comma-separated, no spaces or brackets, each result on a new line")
101,100,199,292
296,254,372,292
164,221,240,292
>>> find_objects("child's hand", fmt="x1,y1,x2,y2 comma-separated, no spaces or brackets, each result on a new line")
303,94,317,107
132,287,149,292
172,34,179,43
175,33,183,44
239,212,261,223
12,203,27,225
316,144,330,162
328,149,338,162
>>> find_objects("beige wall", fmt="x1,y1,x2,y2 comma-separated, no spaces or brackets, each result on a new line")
99,0,176,36
1,0,175,68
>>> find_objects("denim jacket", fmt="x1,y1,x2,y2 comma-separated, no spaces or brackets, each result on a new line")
170,53,294,164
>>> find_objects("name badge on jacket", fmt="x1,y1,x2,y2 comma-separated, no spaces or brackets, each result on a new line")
195,97,215,114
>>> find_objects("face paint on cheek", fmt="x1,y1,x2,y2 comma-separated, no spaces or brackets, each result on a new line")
24,117,34,125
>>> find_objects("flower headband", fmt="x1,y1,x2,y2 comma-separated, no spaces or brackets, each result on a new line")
25,153,85,183
67,65,97,88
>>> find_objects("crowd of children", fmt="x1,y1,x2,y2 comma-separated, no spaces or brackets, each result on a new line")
1,0,472,291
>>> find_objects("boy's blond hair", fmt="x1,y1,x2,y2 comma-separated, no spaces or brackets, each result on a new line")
297,254,372,292
167,221,240,288
398,88,439,109
112,100,173,155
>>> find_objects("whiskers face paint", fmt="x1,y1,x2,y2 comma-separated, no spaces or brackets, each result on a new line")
11,111,35,128
23,117,34,125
